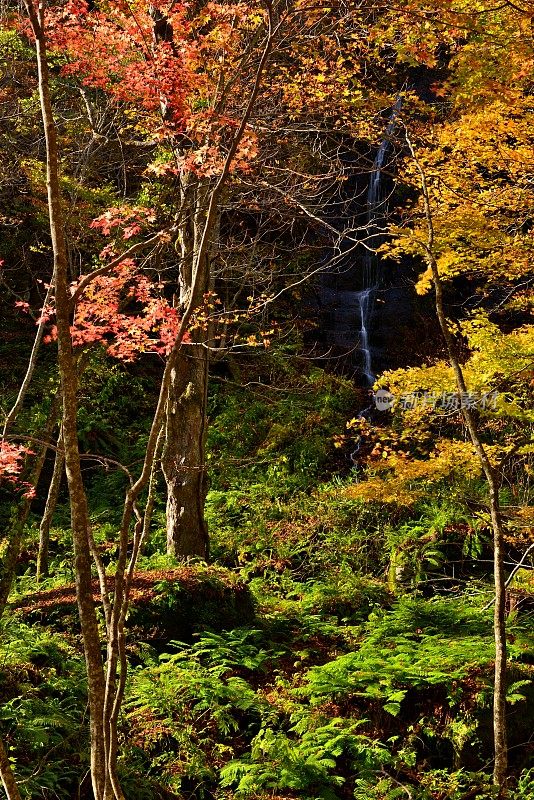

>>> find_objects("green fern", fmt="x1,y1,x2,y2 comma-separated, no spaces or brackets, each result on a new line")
220,713,392,799
301,597,496,715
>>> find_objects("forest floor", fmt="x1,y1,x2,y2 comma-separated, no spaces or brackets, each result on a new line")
2,356,534,800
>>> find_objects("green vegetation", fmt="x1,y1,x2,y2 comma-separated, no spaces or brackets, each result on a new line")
0,1,532,798
1,362,532,798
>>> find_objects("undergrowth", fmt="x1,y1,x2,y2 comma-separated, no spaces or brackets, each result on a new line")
4,364,533,799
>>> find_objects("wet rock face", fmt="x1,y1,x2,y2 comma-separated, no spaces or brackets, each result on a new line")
314,99,409,384
318,285,380,383
306,99,443,382
316,263,434,381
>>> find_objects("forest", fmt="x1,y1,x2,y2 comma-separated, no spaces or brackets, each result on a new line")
0,1,533,798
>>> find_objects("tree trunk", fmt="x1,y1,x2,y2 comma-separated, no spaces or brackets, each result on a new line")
2,282,55,439
162,344,209,558
159,4,277,561
162,176,212,559
37,428,64,583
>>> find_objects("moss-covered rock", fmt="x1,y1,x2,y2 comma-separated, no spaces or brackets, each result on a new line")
128,565,255,645
13,565,255,646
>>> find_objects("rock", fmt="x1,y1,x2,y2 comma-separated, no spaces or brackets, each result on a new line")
13,565,255,647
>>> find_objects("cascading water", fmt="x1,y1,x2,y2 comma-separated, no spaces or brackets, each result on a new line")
355,96,402,385
357,288,374,385
318,98,401,384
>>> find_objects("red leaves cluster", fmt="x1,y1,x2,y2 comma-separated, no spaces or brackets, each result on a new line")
49,0,194,134
0,441,31,478
0,441,35,498
47,0,261,175
90,206,156,240
45,259,185,361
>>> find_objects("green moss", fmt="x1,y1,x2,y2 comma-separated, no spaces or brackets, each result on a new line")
130,566,256,645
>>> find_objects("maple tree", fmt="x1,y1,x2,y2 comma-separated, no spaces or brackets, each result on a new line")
14,0,293,795
39,0,398,557
40,0,272,557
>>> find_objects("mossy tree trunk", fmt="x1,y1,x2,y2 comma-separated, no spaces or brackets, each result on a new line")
162,175,212,559
163,345,210,558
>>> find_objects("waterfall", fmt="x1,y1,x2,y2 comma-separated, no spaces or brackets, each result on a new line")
368,99,402,211
318,97,400,383
357,288,374,385
356,96,402,385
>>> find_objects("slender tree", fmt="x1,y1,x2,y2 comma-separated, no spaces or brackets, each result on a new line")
406,130,508,791
21,2,108,796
